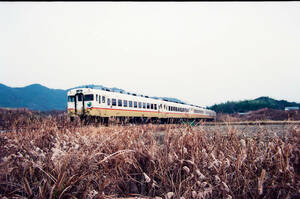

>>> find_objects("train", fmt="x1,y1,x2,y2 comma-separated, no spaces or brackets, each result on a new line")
67,85,216,123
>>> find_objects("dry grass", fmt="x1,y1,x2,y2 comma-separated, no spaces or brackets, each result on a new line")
0,109,299,198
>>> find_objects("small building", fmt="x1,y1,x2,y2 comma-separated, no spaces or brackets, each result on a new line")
285,107,299,111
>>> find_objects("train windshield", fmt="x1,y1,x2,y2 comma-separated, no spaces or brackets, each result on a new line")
84,94,94,101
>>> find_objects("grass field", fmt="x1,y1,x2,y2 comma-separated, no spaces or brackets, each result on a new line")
0,109,299,198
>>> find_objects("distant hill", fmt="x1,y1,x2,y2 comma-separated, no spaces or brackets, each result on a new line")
1,83,299,113
209,96,300,114
0,83,187,111
0,83,67,111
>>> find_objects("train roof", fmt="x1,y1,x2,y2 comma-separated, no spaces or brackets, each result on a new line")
69,84,210,109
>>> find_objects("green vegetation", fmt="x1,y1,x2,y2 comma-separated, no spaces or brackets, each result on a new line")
209,96,300,114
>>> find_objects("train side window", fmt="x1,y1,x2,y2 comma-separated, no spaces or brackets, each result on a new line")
112,98,116,106
96,94,98,102
151,104,154,109
84,94,94,101
129,101,133,107
138,102,142,108
134,101,137,108
102,96,105,103
118,99,122,107
147,103,150,109
143,102,146,109
99,95,101,104
154,104,157,110
124,100,128,107
107,98,111,106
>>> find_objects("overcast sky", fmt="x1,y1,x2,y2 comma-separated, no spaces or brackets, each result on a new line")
1,2,299,106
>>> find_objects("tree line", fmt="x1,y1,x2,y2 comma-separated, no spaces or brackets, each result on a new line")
208,96,300,114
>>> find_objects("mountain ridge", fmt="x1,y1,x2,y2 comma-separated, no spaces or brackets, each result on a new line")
0,83,66,111
0,83,299,112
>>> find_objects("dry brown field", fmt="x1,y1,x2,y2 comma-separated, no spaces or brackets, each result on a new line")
0,109,299,199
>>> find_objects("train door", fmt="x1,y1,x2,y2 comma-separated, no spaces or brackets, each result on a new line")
67,95,75,110
158,104,163,119
101,95,107,117
158,104,162,113
75,93,85,115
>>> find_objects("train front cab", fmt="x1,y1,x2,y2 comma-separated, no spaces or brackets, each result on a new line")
67,89,93,118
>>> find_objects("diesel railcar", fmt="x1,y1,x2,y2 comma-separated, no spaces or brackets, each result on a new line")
67,86,216,123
